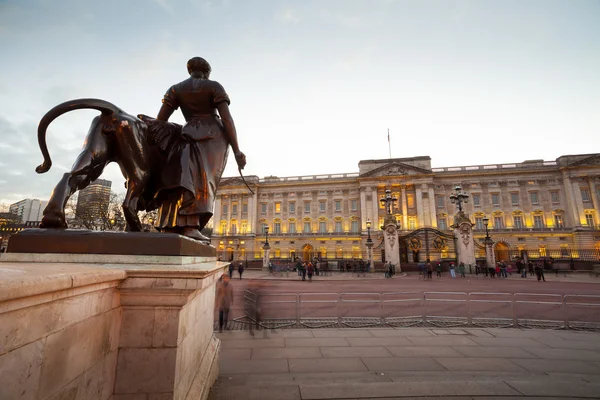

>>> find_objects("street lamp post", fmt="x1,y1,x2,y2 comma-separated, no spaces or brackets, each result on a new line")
365,219,374,272
449,185,469,213
262,225,271,270
482,217,495,270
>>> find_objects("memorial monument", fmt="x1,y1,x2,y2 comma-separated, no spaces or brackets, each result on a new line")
380,189,401,272
1,57,247,400
449,186,476,267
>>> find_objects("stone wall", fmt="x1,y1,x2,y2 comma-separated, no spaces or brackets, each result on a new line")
0,264,125,400
0,258,225,400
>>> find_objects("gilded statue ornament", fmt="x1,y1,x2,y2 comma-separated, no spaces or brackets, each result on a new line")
409,237,422,251
433,236,446,250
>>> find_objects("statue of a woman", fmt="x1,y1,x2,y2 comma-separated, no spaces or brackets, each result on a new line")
145,57,246,242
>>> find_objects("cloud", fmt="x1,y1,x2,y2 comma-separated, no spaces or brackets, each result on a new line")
276,7,300,23
318,9,367,28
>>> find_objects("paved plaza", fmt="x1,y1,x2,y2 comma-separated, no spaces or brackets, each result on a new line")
210,327,600,399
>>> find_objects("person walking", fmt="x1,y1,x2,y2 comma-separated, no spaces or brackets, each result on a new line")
426,262,433,280
216,275,234,332
459,262,466,278
528,260,534,277
301,262,307,281
449,262,456,279
307,262,314,281
228,263,234,279
535,263,546,282
237,262,244,280
436,262,442,278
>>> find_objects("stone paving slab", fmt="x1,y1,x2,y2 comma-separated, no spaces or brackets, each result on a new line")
346,337,412,347
434,357,525,372
285,338,351,347
298,381,521,399
368,328,435,337
361,357,446,372
252,346,322,359
451,346,539,359
219,348,251,360
523,346,600,361
289,371,393,384
406,336,479,346
509,358,600,374
289,358,367,373
210,384,301,400
221,337,285,348
468,337,550,348
320,346,393,358
385,346,465,358
505,380,600,398
219,358,289,374
312,329,374,338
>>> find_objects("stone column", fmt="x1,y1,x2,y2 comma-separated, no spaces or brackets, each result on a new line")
590,179,599,225
428,185,437,228
562,174,580,227
572,179,585,226
372,187,380,226
452,212,476,267
213,196,222,234
415,186,424,228
247,194,255,234
383,214,401,273
401,185,408,230
360,187,368,229
263,244,271,270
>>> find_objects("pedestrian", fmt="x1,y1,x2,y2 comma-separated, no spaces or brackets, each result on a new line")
449,262,456,278
535,263,546,282
495,262,501,278
459,262,466,278
426,262,433,280
307,262,314,281
436,262,442,278
301,262,307,281
216,275,234,332
237,262,244,279
228,263,234,279
528,260,534,277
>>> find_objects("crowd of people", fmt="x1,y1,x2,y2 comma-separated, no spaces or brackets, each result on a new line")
418,258,551,282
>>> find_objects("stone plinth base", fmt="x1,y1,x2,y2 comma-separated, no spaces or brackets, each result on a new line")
6,228,216,257
0,252,226,400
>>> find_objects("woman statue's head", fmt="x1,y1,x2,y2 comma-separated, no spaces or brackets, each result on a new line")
187,57,211,78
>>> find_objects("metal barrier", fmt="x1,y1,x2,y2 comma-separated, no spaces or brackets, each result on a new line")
238,291,600,331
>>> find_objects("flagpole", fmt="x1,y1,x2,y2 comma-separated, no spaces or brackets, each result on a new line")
388,128,391,159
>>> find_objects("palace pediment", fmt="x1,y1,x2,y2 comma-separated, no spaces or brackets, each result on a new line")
359,161,431,178
569,154,600,167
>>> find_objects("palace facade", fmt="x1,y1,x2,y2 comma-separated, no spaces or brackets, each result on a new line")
212,153,600,263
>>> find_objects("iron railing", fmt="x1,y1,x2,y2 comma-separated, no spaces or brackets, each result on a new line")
233,290,600,331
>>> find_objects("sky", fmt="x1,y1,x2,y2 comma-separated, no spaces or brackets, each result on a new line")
0,0,599,204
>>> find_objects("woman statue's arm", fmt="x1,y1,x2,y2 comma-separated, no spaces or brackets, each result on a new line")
217,102,246,169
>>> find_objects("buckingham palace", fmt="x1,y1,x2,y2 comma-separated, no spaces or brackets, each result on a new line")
212,153,600,265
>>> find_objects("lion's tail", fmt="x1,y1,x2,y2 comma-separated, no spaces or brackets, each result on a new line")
36,99,123,173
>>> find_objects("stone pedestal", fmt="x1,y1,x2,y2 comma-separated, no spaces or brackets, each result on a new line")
382,215,401,273
262,245,271,270
452,211,476,267
484,239,496,269
0,229,225,400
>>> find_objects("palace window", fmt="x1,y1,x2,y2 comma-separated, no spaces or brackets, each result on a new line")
274,222,281,234
230,223,237,234
491,193,500,207
493,216,504,229
581,188,591,202
220,220,227,234
351,220,359,233
261,203,267,213
242,203,248,213
533,215,544,228
585,212,595,227
472,193,481,207
319,201,326,212
475,217,484,230
352,246,361,259
261,223,268,234
222,204,228,215
232,203,238,215
289,202,295,213
335,221,342,233
319,221,327,233
513,216,523,229
351,199,358,211
335,200,341,212
551,191,560,204
241,221,248,234
554,214,563,228
408,217,416,230
438,217,447,230
530,192,539,205
436,196,444,208
407,194,415,209
511,193,519,206
289,222,296,234
304,221,311,233
275,202,281,213
304,201,311,213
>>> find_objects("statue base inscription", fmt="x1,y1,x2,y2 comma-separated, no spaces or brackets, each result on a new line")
6,228,216,257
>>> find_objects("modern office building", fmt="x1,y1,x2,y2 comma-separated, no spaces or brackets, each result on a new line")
8,199,48,223
75,179,112,220
212,153,600,264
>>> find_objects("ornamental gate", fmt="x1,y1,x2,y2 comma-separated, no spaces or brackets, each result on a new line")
398,228,457,263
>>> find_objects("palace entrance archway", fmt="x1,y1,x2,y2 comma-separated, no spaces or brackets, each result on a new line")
302,244,314,262
398,228,456,263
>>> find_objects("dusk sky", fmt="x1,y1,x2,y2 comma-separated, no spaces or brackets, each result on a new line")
0,0,599,204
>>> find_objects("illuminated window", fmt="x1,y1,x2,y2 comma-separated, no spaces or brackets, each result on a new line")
539,245,547,257
335,200,341,211
554,215,563,228
274,222,281,234
472,193,481,207
407,194,415,209
408,217,416,230
438,217,447,230
352,246,361,258
304,221,311,233
319,221,327,233
586,213,595,227
511,193,519,206
220,220,227,234
335,221,342,233
241,221,247,233
230,223,237,234
581,188,591,202
320,247,327,259
530,192,539,205
351,220,359,233
232,203,238,214
493,216,504,229
514,216,523,229
275,202,281,213
275,248,281,258
289,202,295,213
533,215,544,228
475,217,483,230
242,203,248,213
222,204,228,215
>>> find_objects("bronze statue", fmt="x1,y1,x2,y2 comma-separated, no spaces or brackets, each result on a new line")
35,57,246,243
